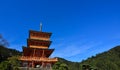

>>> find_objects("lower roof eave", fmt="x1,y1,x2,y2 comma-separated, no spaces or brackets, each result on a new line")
19,59,58,63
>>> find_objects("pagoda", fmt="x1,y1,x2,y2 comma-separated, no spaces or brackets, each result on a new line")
19,24,58,69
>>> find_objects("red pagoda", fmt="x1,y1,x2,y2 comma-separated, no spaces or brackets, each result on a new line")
19,24,58,69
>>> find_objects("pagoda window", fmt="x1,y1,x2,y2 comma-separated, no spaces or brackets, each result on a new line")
32,33,35,36
44,35,46,37
30,34,32,36
41,34,43,37
31,42,33,45
31,33,33,36
41,43,43,46
43,35,45,37
36,43,38,46
42,43,44,46
45,35,47,38
29,42,31,45
35,42,37,45
36,34,38,37
32,33,34,36
43,43,45,45
30,42,32,45
37,43,39,45
39,43,41,45
37,34,39,37
33,42,35,45
47,36,49,38
42,35,44,37
43,43,45,46
33,33,35,36
37,42,39,46
35,42,36,45
40,43,42,45
39,34,41,36
35,34,37,36
38,43,40,45
32,34,34,36
34,34,36,36
39,35,41,37
38,33,39,36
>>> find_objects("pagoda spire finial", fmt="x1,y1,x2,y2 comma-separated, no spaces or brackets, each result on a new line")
40,22,42,32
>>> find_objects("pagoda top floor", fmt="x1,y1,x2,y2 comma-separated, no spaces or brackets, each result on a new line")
29,30,52,41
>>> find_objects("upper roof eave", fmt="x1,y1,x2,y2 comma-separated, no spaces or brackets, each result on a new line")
29,30,52,36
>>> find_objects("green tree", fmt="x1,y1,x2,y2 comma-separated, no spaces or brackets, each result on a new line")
53,62,68,70
0,61,12,70
59,63,68,70
8,56,20,70
0,56,20,70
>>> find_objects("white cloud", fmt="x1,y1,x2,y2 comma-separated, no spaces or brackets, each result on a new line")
50,39,102,61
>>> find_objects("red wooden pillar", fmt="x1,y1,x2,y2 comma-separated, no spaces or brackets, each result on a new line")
32,61,35,68
21,61,24,67
26,62,29,70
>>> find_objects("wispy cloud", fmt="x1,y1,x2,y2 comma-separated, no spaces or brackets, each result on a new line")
50,38,102,61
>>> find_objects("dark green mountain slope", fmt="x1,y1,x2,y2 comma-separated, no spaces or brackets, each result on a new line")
58,57,80,70
0,45,22,62
80,46,120,70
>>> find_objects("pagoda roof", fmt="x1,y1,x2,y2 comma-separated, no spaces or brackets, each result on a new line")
22,47,54,57
29,30,52,36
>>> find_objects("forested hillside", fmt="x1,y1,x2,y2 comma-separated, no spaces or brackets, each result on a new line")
56,46,120,70
0,45,22,62
0,35,22,63
80,46,120,70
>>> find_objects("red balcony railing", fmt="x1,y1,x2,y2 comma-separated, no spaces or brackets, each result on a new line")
19,56,58,62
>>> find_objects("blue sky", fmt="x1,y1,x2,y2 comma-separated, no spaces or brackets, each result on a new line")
0,0,120,62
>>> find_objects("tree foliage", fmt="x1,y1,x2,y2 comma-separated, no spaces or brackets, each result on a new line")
0,45,22,63
52,62,68,70
0,56,20,70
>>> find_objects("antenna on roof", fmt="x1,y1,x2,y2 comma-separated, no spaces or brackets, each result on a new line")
40,22,42,32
